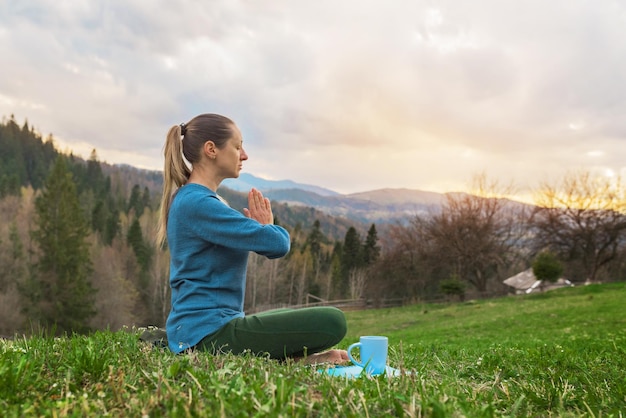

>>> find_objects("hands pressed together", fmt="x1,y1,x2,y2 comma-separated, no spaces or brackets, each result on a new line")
243,188,274,225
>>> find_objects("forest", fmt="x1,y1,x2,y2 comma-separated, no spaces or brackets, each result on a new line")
1,115,626,336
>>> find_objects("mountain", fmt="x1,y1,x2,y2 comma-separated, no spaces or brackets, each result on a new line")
219,174,532,225
221,173,339,197
347,188,445,206
218,174,447,224
107,169,526,226
262,188,444,224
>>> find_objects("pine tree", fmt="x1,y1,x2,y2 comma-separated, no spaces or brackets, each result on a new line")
342,227,362,272
86,149,104,190
362,224,380,266
328,242,342,300
141,186,151,211
104,207,120,245
127,217,151,272
127,184,143,215
337,227,362,298
31,156,96,334
305,220,323,259
127,217,153,311
92,200,107,235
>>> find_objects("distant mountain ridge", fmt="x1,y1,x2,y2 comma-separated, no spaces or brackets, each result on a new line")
217,173,533,224
219,173,447,224
221,173,339,197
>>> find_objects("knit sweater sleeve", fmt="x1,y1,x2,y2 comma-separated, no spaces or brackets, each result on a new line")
178,190,290,258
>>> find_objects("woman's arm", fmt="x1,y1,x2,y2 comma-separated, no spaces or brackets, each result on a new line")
183,189,290,258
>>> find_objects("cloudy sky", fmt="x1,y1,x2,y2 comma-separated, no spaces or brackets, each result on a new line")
1,1,625,198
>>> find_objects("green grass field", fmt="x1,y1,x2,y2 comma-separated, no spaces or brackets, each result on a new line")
1,283,625,417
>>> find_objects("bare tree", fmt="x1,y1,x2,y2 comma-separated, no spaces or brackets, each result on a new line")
366,218,434,301
296,252,309,305
266,257,279,305
348,268,367,300
90,238,140,330
530,171,626,282
151,247,171,325
0,188,37,334
423,174,527,293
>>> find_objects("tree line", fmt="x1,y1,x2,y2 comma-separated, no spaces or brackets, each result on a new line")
1,116,626,336
365,174,626,303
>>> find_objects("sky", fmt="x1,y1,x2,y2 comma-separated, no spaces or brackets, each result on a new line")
1,1,625,199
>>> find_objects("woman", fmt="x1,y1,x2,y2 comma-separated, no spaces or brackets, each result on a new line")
157,113,348,364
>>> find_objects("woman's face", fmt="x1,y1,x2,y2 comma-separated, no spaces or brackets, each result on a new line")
215,125,248,179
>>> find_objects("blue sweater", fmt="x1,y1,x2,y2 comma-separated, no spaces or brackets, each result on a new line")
165,183,290,353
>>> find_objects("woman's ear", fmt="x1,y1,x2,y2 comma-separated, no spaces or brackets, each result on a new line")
203,140,217,159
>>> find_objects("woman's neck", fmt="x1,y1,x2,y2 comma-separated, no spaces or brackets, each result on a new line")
188,166,221,192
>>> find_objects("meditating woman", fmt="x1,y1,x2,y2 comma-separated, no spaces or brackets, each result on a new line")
157,113,348,364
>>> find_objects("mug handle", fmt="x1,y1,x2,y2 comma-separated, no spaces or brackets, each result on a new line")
347,342,363,367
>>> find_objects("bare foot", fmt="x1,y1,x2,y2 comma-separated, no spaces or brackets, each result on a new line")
299,349,349,366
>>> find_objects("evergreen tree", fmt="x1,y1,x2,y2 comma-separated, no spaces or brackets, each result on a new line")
0,117,26,196
127,184,143,215
86,149,104,190
342,227,362,272
305,220,323,258
337,227,362,298
91,200,107,236
104,207,120,245
303,220,325,296
31,156,96,334
329,241,343,299
141,186,151,211
362,224,380,266
0,115,58,193
127,217,153,311
68,153,88,192
127,217,151,272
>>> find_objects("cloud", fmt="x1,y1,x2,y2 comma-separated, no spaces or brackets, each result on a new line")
0,0,625,196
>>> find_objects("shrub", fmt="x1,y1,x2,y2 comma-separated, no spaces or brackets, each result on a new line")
532,251,564,283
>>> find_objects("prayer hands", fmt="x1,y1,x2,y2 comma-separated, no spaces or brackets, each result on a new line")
243,188,274,225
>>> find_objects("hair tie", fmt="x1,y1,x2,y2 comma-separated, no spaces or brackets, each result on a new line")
179,123,187,136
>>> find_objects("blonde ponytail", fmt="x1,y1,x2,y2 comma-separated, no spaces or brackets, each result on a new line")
157,125,191,247
157,114,235,247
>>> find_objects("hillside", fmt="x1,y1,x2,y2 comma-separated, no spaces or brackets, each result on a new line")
1,283,624,416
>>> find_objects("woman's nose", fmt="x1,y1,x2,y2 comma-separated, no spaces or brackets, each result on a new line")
241,148,249,160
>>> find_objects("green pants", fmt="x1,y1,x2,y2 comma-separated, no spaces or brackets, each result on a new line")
197,307,347,359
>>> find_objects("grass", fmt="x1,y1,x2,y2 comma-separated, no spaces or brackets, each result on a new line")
1,283,625,417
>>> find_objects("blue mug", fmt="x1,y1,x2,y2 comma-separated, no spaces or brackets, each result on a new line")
347,336,388,374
